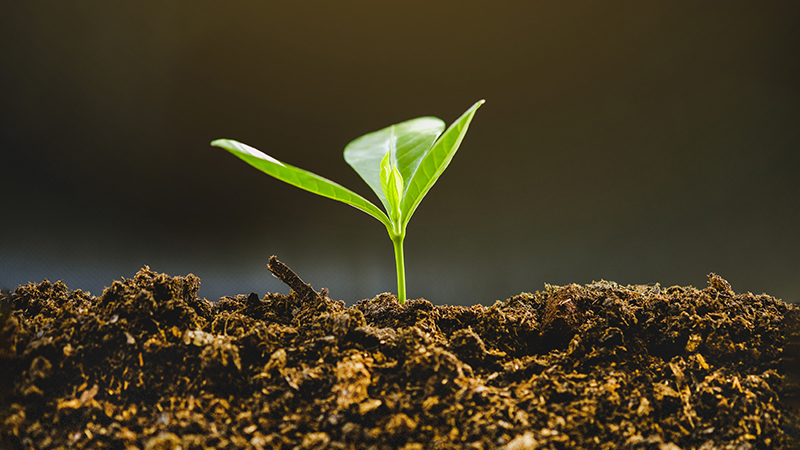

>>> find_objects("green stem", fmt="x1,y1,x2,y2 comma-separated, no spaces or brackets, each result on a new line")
392,235,406,304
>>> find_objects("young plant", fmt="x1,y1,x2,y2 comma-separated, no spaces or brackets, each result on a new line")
212,100,484,304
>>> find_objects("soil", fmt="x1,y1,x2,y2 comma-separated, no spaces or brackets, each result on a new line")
2,257,799,450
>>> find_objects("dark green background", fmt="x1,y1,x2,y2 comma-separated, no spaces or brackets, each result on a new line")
2,2,798,304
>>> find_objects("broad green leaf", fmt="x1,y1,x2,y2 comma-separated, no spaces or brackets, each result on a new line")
344,117,444,212
401,100,484,227
211,139,390,226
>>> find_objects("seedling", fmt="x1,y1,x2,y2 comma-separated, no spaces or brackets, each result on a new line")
212,100,484,304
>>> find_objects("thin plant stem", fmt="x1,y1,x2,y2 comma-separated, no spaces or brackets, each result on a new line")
392,235,406,304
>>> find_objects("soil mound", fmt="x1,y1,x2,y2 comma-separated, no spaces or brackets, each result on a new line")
1,258,799,449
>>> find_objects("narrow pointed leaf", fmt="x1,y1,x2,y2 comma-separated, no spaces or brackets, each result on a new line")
212,139,390,226
344,117,444,212
401,100,484,227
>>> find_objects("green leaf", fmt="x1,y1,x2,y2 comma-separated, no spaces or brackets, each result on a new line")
211,139,390,226
344,117,444,213
401,100,484,227
380,151,404,225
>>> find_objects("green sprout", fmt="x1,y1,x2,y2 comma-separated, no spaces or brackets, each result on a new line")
212,100,484,304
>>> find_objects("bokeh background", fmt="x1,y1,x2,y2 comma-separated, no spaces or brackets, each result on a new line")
2,2,798,305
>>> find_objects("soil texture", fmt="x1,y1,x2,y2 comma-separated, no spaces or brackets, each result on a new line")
1,257,799,449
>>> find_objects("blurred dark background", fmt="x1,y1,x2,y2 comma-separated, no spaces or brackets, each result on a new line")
1,2,798,305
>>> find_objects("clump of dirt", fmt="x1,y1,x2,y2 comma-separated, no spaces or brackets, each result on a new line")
1,257,799,449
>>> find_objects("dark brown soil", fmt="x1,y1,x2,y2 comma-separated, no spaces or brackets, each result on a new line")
2,257,799,449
